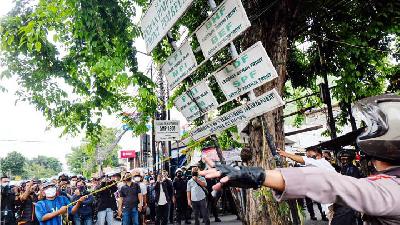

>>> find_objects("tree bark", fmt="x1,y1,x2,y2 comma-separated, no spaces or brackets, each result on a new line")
240,0,292,224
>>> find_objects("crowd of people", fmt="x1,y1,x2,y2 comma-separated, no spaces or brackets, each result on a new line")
2,93,399,225
1,164,238,225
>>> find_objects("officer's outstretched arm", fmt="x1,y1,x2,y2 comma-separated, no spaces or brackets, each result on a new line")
200,157,400,217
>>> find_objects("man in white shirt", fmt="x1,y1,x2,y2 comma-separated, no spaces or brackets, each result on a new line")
155,174,173,225
278,147,332,221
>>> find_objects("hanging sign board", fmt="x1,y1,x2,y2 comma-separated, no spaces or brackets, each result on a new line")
155,120,181,141
162,41,198,90
174,80,218,121
214,42,278,101
190,89,284,140
195,0,251,59
140,0,194,53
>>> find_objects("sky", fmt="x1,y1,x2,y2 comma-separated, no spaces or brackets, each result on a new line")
0,0,187,169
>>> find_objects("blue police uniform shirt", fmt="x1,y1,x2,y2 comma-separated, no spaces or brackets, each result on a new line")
35,196,73,225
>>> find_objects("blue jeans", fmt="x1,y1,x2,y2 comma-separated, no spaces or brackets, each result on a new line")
97,208,115,225
122,208,139,225
74,214,93,225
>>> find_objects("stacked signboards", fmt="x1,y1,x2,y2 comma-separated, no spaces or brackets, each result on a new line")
140,0,284,144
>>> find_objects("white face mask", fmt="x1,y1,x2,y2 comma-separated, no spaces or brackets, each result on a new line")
44,187,57,198
134,177,141,182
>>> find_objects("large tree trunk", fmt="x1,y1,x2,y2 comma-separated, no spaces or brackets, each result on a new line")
240,1,292,224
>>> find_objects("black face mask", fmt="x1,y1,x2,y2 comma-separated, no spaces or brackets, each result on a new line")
192,171,198,177
177,173,182,178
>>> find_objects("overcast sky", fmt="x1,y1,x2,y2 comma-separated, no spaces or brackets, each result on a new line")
0,0,187,169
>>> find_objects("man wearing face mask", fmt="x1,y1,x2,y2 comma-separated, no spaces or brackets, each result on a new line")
278,147,333,221
132,170,147,225
1,175,17,225
154,173,173,225
35,182,85,225
187,166,210,225
146,177,156,223
173,168,191,225
118,172,143,225
331,150,363,225
71,181,94,225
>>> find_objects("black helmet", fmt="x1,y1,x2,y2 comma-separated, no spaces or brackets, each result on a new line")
337,149,356,160
353,94,400,163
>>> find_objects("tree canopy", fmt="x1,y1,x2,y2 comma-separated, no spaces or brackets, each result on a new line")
0,151,62,179
0,0,158,144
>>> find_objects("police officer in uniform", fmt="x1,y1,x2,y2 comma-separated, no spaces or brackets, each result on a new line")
200,94,400,225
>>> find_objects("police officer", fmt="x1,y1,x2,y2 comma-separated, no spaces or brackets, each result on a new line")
338,149,362,178
332,149,364,225
1,175,17,225
200,94,400,225
173,168,191,225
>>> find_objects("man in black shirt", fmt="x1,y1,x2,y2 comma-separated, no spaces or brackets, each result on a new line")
118,172,143,225
94,177,118,225
173,169,191,225
18,180,40,225
1,175,17,225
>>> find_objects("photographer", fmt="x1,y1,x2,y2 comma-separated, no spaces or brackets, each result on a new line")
1,175,17,225
18,180,40,225
187,166,210,225
71,181,94,225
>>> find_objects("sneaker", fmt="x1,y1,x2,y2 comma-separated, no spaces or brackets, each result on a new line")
322,216,329,221
215,218,222,222
311,217,317,221
185,221,191,224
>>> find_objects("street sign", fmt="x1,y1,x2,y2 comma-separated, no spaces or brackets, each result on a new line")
190,89,284,140
174,80,218,121
140,0,194,53
195,0,251,59
155,120,180,141
162,41,198,90
214,42,278,101
119,150,136,159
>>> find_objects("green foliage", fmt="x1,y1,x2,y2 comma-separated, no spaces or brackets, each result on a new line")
287,0,400,127
30,155,62,174
0,151,26,176
0,152,61,179
0,0,157,143
66,127,121,177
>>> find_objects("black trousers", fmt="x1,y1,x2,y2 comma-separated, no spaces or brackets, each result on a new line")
155,204,169,225
305,197,325,218
207,193,220,219
192,199,210,225
176,197,189,223
148,202,156,221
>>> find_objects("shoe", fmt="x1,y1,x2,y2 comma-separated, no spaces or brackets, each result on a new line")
215,218,222,222
185,221,191,224
311,217,317,221
322,216,329,221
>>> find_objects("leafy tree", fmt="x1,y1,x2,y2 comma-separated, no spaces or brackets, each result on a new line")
0,0,158,144
0,151,26,176
30,155,62,174
66,127,121,177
